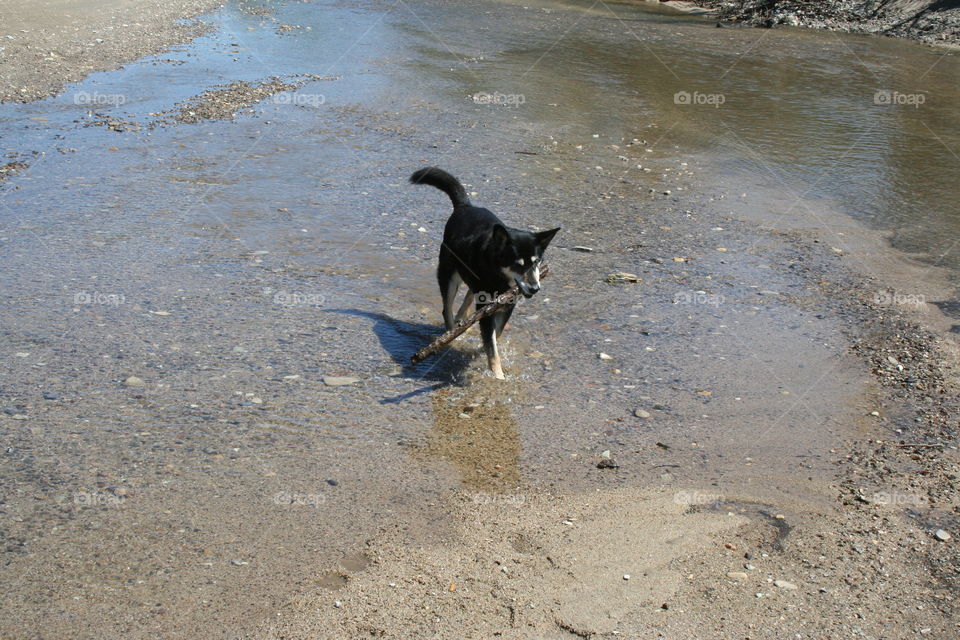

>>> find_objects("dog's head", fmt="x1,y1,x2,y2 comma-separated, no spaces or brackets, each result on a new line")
493,225,561,298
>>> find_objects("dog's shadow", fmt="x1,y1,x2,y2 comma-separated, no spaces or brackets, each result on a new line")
325,308,475,403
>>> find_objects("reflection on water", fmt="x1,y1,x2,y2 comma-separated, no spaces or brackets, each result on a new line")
401,0,960,274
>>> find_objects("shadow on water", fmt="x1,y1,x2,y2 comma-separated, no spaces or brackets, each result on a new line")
324,309,476,401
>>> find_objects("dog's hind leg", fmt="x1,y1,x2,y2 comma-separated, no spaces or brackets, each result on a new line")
437,254,462,331
455,290,474,326
480,315,505,379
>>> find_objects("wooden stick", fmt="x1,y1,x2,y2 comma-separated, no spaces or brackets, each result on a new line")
411,265,550,365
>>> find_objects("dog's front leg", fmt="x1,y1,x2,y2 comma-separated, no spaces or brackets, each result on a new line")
479,315,505,379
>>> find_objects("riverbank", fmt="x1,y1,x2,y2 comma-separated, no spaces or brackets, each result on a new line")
683,0,960,47
0,0,225,102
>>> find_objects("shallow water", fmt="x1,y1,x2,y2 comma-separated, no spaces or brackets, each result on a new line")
1,0,958,637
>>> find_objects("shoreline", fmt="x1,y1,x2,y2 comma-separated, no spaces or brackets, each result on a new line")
0,0,225,103
670,0,960,48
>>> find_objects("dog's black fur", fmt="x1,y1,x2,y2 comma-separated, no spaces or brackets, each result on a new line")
410,167,559,378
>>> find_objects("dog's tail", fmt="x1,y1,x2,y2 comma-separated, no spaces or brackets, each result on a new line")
409,167,471,207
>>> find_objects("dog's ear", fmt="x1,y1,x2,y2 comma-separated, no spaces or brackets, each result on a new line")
492,224,512,248
535,227,560,250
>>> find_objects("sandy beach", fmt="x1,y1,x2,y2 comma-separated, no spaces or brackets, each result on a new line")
1,1,958,638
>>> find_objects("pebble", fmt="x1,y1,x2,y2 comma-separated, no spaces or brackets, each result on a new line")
623,574,630,580
774,579,798,590
744,563,756,571
334,601,342,608
605,272,640,284
323,376,360,386
726,571,748,581
633,409,651,419
123,376,145,387
934,529,951,541
571,246,594,252
598,352,613,360
42,391,59,400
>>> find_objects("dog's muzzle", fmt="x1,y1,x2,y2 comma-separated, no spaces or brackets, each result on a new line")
514,264,542,298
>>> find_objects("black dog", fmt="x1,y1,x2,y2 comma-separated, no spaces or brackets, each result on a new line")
410,167,559,379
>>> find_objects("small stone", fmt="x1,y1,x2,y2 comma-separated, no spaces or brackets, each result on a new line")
334,601,342,608
597,458,619,470
870,411,880,417
323,376,360,386
726,572,748,581
230,559,248,566
600,450,611,459
634,409,651,419
599,352,613,360
123,376,145,387
605,272,640,284
934,529,951,541
774,579,798,590
571,246,594,252
42,392,59,400
744,563,756,571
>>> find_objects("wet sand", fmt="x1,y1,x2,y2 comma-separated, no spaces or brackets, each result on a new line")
1,0,958,638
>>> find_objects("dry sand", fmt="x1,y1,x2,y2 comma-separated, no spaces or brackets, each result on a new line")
0,0,224,102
